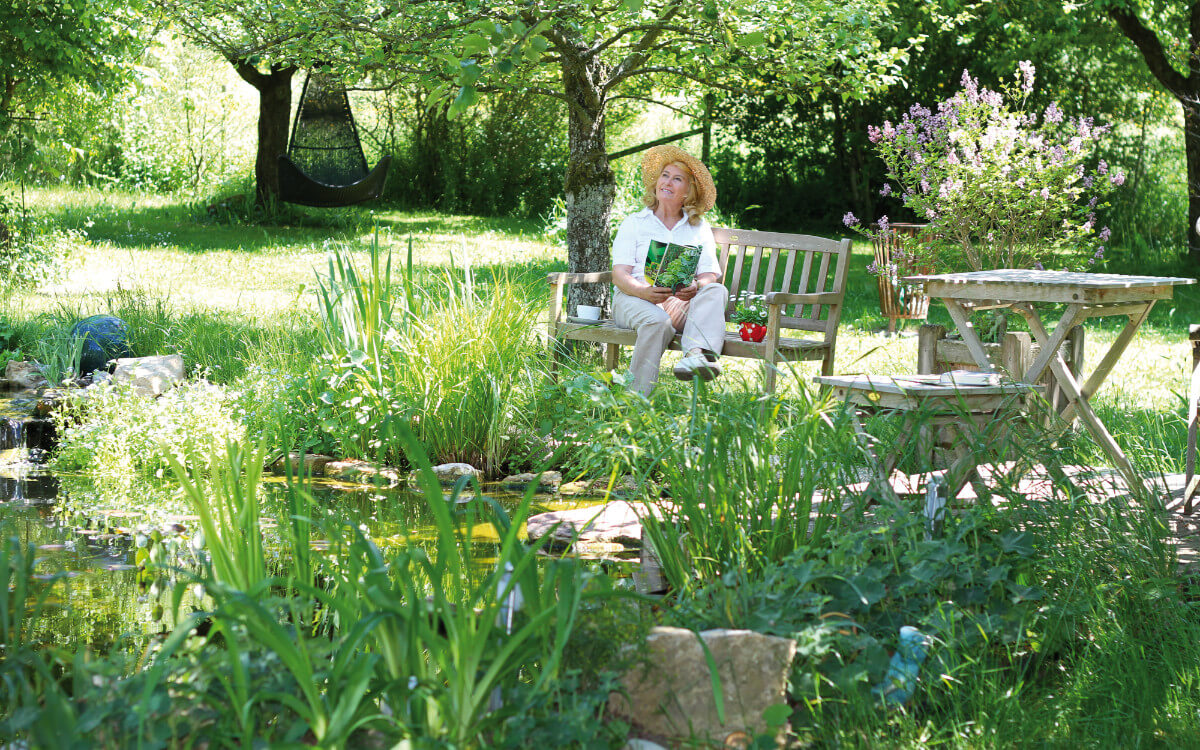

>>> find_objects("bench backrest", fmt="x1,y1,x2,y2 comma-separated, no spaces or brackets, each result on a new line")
713,227,852,336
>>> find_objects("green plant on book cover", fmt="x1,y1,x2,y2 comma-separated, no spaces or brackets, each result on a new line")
648,240,702,291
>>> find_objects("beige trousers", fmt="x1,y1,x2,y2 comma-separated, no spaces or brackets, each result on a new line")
612,283,730,395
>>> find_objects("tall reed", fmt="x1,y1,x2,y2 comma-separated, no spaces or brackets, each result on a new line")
641,382,859,594
315,233,542,474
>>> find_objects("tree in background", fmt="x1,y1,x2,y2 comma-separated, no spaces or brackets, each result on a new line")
147,0,309,206
1105,1,1200,262
311,0,910,312
0,0,147,176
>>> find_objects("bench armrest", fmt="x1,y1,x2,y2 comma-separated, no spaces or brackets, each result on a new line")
547,271,614,284
764,291,843,306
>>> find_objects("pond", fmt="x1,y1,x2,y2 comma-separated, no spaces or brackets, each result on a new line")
0,401,616,656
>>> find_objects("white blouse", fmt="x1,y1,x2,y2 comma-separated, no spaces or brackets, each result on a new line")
611,208,720,283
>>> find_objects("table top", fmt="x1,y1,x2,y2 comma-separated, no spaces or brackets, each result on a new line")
904,269,1195,305
815,373,1040,397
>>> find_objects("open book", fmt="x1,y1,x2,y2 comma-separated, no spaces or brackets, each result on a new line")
647,240,702,291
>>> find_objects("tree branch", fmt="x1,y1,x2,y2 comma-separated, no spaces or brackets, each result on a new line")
1109,7,1191,95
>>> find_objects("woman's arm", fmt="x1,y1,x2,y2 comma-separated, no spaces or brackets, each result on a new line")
614,264,673,304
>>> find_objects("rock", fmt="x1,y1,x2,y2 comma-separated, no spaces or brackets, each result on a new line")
4,361,48,390
112,354,184,398
589,475,642,496
70,315,133,374
623,741,669,750
526,501,646,547
608,627,796,745
418,463,482,486
500,470,562,493
325,459,402,486
559,480,591,496
269,452,334,477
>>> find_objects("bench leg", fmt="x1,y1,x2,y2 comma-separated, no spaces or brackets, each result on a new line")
546,325,560,378
604,343,620,372
763,361,777,395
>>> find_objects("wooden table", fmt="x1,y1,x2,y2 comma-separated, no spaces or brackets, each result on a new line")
905,269,1195,485
815,373,1041,506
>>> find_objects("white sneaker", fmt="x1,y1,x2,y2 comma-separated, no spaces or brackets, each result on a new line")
673,349,721,381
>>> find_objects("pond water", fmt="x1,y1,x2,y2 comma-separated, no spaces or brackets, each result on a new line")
0,398,616,655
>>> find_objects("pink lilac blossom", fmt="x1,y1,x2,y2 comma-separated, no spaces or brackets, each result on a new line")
1099,227,1111,242
1044,102,1063,124
879,183,892,196
843,212,859,227
1111,171,1125,186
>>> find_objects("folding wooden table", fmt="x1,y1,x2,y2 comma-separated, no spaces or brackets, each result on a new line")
905,269,1195,486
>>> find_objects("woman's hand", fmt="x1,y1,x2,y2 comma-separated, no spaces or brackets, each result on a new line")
674,273,718,302
614,264,673,304
673,283,698,302
642,286,674,304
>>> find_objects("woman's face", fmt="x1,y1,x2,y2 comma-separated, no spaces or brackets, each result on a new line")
655,163,691,211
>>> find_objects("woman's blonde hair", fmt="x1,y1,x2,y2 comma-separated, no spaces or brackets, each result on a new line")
642,160,706,226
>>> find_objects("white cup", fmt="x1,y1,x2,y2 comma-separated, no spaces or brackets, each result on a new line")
577,305,601,320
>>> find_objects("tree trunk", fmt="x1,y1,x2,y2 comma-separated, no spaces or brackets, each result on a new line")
562,55,616,316
1108,6,1200,264
1185,99,1200,260
233,61,295,207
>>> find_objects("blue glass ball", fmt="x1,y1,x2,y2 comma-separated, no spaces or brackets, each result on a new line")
70,315,133,374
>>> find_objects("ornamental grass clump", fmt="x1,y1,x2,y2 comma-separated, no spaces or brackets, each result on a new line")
847,61,1124,276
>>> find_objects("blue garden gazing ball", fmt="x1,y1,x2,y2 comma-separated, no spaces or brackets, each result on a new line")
70,315,133,374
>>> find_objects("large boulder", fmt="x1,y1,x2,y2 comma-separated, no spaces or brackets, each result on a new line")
526,501,646,548
608,627,796,745
112,355,184,397
416,463,483,486
4,361,48,390
70,315,134,374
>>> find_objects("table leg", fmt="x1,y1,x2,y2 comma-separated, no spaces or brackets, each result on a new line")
1013,303,1087,384
1057,302,1154,422
943,299,999,372
848,409,905,507
1020,309,1140,485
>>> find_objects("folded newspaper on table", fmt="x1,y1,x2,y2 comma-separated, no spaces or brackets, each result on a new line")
647,240,702,291
938,370,1001,387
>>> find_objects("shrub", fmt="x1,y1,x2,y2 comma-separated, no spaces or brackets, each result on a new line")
50,378,246,492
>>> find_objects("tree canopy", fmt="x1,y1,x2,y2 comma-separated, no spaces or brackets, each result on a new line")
298,0,914,309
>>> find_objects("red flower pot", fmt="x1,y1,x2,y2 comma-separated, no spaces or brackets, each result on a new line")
739,322,767,342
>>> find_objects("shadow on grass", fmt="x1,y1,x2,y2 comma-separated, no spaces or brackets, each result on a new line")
32,193,549,256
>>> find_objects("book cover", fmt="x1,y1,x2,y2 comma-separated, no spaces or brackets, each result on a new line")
647,240,702,291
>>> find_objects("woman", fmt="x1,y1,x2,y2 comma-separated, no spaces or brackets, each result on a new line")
611,145,729,396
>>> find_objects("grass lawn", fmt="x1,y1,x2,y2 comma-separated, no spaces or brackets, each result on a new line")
10,185,1197,474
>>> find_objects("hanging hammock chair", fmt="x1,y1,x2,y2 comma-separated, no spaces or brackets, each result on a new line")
278,71,391,208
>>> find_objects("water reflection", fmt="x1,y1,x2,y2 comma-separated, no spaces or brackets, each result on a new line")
1,465,618,655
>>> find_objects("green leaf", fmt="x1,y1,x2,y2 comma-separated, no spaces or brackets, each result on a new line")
742,31,766,46
463,34,489,54
448,86,477,118
762,702,792,729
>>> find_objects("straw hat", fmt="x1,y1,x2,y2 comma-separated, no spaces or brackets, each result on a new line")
641,145,717,214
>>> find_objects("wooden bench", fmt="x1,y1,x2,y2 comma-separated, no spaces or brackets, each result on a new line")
547,227,852,393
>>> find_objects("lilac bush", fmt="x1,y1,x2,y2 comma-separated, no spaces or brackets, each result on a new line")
848,62,1123,275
